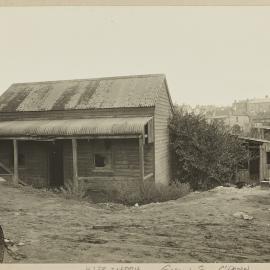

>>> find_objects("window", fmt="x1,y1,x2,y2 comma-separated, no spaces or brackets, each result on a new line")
267,152,270,165
92,139,113,171
94,153,112,170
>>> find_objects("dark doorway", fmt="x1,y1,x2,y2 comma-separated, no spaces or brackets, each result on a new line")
249,147,260,181
48,141,64,187
0,225,4,263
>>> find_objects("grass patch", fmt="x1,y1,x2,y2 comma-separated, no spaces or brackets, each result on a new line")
107,181,191,206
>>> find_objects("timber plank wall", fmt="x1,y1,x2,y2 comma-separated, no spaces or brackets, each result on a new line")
18,141,49,187
0,140,49,187
63,139,154,191
0,138,154,190
154,82,173,185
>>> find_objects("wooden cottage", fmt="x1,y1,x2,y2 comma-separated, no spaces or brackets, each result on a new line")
0,74,174,193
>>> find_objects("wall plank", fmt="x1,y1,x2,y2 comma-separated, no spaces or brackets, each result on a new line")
154,82,173,185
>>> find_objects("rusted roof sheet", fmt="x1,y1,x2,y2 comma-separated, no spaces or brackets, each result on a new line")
0,74,165,112
0,117,152,137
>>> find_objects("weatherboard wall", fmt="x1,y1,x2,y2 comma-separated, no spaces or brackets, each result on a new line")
0,138,154,190
17,141,49,187
0,140,13,170
154,82,173,185
0,140,49,187
62,138,154,191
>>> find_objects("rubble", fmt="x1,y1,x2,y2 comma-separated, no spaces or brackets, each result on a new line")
233,212,254,220
0,177,6,183
3,237,27,261
92,225,115,231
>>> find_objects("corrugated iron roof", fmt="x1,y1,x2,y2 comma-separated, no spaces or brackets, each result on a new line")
0,117,152,137
0,74,165,112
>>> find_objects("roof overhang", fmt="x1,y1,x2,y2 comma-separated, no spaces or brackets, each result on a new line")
0,117,153,139
238,136,270,144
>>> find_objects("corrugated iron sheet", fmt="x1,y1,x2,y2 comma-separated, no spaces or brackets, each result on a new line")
0,117,152,137
0,74,165,112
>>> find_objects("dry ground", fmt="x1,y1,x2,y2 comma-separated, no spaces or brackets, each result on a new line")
0,182,270,263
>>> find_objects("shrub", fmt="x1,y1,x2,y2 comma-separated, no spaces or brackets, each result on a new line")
107,181,191,206
169,108,250,190
57,180,86,200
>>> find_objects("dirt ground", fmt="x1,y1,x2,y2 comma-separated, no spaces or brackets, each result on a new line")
0,182,270,263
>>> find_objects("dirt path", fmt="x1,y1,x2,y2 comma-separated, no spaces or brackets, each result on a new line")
0,182,270,263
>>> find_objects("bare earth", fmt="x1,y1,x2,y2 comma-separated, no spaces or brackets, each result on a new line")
0,182,270,263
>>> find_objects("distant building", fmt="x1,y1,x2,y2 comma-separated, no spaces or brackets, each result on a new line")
193,105,232,117
206,114,251,135
233,96,270,116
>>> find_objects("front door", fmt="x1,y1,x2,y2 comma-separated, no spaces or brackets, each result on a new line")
49,141,64,187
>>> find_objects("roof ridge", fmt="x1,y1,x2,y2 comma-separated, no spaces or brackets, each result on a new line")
11,73,166,86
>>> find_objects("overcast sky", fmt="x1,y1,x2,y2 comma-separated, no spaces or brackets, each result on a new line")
0,6,270,106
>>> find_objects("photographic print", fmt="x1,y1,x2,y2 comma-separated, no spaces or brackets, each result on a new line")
0,1,270,265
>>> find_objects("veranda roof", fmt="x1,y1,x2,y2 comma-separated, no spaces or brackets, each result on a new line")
0,117,152,138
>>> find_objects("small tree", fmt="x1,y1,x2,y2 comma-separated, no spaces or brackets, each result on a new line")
169,108,249,190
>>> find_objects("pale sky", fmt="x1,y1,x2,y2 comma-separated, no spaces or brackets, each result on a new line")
1,6,270,106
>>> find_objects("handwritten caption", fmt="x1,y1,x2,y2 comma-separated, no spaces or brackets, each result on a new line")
160,264,250,270
86,264,250,270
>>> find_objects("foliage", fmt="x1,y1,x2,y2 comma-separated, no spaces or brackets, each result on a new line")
231,124,242,135
107,181,191,206
56,180,86,200
169,108,250,190
49,179,190,205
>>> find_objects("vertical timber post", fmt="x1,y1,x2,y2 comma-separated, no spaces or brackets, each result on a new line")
13,139,19,185
72,138,78,192
259,144,264,182
139,135,144,183
247,155,250,182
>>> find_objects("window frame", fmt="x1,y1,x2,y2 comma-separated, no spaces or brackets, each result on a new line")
92,151,113,172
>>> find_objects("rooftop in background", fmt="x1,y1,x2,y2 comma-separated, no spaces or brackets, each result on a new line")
249,97,270,104
234,96,270,104
0,74,167,112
